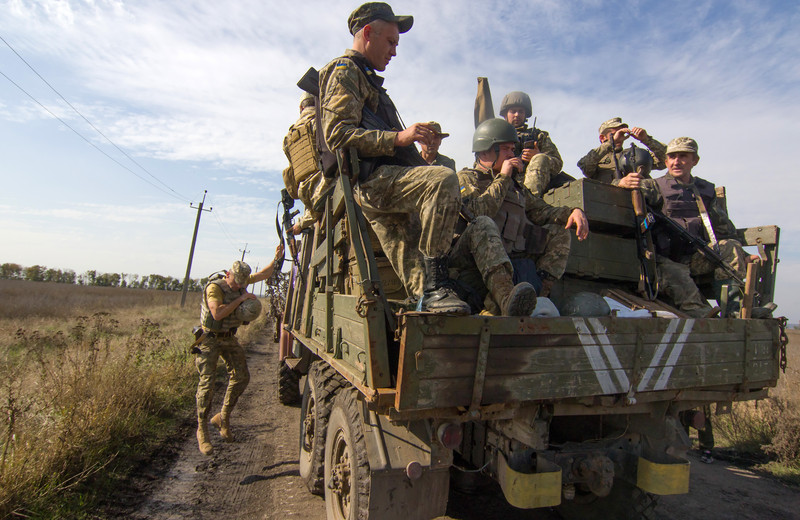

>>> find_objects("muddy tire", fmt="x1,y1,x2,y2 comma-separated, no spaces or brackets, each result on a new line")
557,479,659,520
278,360,301,405
324,387,370,520
299,361,344,495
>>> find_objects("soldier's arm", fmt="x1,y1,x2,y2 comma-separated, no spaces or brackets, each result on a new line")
577,141,613,179
248,244,285,284
524,192,572,226
457,169,511,218
206,285,252,321
537,131,564,172
642,136,667,170
709,198,738,239
319,60,396,157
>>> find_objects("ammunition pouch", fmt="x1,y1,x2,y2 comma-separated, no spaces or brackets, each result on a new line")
286,120,318,185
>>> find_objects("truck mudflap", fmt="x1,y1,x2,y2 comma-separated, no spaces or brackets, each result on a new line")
636,455,689,495
497,452,562,508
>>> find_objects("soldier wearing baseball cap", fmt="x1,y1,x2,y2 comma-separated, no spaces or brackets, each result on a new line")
615,136,773,319
419,121,456,170
316,3,473,315
578,117,667,184
194,246,283,456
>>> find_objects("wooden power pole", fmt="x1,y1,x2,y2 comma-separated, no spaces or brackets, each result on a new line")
180,190,212,308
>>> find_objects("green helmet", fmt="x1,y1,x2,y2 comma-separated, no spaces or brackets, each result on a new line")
472,118,519,153
235,298,263,323
499,91,532,118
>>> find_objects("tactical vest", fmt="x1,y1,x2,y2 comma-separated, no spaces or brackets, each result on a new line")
345,55,427,181
201,276,245,332
475,173,547,256
284,108,319,197
654,175,716,260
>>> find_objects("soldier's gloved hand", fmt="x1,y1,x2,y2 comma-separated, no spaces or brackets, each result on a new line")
618,171,644,189
566,209,589,241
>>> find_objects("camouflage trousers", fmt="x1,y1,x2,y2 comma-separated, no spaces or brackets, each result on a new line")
536,224,571,279
523,155,562,197
451,216,513,313
357,164,461,296
194,335,250,423
688,238,749,281
657,256,711,318
296,172,334,231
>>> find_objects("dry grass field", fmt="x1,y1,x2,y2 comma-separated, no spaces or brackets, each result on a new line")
0,279,268,518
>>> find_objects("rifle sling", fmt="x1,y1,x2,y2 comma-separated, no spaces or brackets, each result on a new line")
689,183,719,250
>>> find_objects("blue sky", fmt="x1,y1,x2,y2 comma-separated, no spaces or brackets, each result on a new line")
1,0,798,321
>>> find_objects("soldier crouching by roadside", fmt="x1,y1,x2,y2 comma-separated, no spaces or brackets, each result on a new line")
194,246,282,455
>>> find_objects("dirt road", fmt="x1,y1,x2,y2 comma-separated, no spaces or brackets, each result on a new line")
127,333,800,520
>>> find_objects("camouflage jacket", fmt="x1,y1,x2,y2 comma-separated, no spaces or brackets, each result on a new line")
514,124,563,172
458,164,571,227
577,136,667,184
629,173,738,240
318,49,397,157
430,152,456,170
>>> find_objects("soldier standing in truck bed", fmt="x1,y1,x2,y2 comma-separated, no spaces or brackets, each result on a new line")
577,117,667,184
616,137,773,318
499,91,563,197
457,118,589,308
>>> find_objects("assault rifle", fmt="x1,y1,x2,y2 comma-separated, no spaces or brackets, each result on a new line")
648,206,745,286
611,137,659,300
278,188,300,270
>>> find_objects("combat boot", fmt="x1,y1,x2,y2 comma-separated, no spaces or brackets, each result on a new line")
486,267,538,316
420,256,470,315
211,406,234,442
197,421,213,455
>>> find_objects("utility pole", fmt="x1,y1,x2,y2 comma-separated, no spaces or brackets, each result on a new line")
180,190,212,308
239,243,250,261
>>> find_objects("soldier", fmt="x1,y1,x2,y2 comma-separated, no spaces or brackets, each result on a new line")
499,91,563,197
457,118,588,307
195,249,282,455
319,2,470,314
577,117,667,184
418,121,456,170
282,92,333,234
616,137,772,317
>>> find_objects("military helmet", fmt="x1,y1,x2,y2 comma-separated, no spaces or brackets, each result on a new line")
472,118,519,153
499,91,532,118
235,298,263,323
557,292,611,317
620,144,654,178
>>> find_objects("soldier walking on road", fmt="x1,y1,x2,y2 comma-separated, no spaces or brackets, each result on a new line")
195,248,282,455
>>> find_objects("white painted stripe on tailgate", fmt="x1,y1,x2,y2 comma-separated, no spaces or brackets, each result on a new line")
573,318,617,394
588,318,631,391
654,319,695,391
637,320,680,392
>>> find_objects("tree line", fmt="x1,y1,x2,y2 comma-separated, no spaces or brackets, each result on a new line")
0,262,209,292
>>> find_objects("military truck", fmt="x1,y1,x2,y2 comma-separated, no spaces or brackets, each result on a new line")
278,149,786,520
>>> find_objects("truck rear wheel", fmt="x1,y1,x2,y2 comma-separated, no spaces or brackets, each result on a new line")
299,361,344,495
278,360,301,405
557,480,658,520
324,387,370,520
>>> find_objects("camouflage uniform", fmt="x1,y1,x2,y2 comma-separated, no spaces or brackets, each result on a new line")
196,275,253,425
577,136,667,184
319,50,461,295
282,106,333,231
429,152,456,171
458,164,573,281
514,124,563,197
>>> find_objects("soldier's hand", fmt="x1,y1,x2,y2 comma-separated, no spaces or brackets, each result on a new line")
612,128,630,148
618,172,643,189
520,143,539,162
500,157,524,177
566,209,589,241
290,222,303,235
629,127,649,142
396,122,436,147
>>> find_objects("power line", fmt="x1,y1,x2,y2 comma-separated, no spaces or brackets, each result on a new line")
212,210,240,250
0,34,191,203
